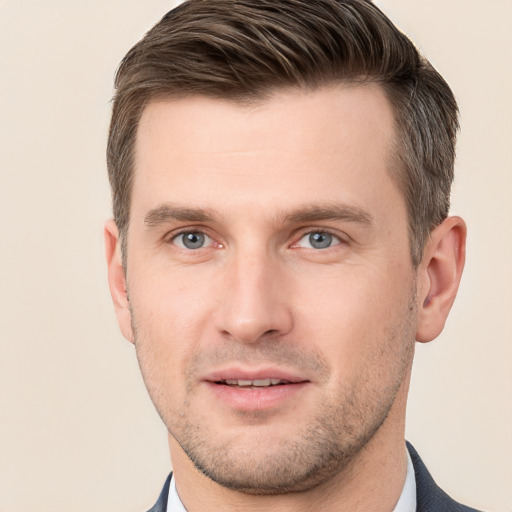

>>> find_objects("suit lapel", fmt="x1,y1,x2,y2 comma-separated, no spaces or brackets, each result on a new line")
407,442,482,512
146,472,172,512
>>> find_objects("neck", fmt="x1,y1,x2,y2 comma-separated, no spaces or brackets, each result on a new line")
170,374,411,512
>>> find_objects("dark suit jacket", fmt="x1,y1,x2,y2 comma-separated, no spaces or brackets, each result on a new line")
146,442,483,511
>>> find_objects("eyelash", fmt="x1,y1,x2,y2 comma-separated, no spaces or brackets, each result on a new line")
168,229,217,250
293,229,345,250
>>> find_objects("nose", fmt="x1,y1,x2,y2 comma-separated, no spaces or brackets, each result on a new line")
214,250,293,344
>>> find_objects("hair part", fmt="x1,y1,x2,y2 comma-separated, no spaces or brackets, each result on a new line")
107,0,459,266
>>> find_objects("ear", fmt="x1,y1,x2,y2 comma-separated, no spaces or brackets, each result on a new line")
104,220,134,343
416,216,466,343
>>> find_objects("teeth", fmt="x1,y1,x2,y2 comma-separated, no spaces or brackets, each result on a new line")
223,378,287,387
253,379,272,386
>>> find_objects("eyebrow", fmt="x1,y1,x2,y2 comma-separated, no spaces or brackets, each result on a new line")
282,204,374,226
144,204,219,227
144,202,373,229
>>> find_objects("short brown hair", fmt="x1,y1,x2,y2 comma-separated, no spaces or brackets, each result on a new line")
107,0,459,266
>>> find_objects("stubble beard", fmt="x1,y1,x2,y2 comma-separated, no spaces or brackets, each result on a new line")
173,387,395,495
131,291,417,495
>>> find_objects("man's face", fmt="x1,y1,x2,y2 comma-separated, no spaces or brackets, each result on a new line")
119,86,419,492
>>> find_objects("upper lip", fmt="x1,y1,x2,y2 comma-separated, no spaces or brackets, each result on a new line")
202,367,309,384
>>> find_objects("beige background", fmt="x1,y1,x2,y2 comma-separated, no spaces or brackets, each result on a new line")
0,1,511,511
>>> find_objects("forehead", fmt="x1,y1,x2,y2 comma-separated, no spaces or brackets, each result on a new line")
132,85,402,222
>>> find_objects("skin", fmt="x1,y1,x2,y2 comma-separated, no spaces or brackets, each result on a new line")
105,85,466,511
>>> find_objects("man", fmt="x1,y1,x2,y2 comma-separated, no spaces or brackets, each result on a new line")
104,1,479,510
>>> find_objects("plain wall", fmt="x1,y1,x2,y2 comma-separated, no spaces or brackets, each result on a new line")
0,1,510,511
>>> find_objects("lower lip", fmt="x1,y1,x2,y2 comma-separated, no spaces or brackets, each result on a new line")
204,381,309,411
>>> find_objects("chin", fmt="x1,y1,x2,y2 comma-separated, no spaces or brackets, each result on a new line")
173,416,377,495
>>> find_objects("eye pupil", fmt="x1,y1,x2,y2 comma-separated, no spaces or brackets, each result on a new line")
182,232,205,249
309,232,332,249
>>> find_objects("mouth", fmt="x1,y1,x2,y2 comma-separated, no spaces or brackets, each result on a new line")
203,370,310,411
216,378,294,388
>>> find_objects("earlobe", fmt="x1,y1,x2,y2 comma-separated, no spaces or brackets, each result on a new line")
104,220,134,343
416,216,466,343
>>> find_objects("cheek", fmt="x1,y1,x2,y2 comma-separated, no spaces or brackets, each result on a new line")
128,269,216,393
293,264,414,372
130,257,217,328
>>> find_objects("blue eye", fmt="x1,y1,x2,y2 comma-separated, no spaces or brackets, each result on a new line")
173,231,212,249
297,231,340,249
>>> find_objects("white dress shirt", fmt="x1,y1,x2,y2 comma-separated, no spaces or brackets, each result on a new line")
167,475,187,512
167,451,417,512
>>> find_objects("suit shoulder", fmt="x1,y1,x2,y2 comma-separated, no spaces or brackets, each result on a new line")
407,442,485,512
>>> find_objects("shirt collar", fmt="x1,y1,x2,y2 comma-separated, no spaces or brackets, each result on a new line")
167,474,187,512
392,449,417,512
